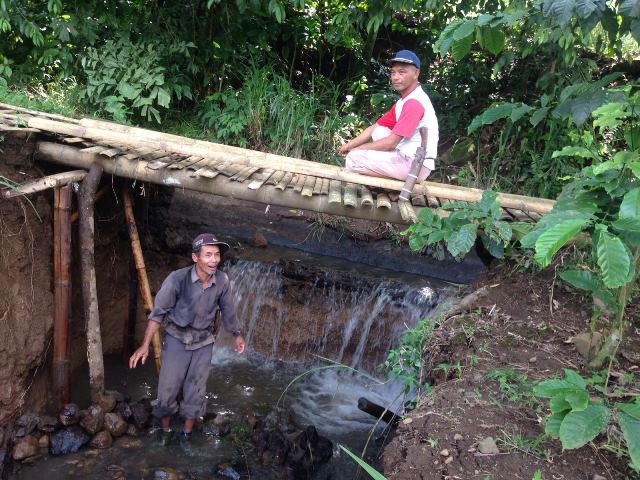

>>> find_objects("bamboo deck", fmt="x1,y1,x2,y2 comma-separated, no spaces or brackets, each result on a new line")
0,103,555,224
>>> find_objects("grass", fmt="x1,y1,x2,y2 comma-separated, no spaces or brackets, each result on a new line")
486,367,537,406
0,82,82,118
498,428,552,461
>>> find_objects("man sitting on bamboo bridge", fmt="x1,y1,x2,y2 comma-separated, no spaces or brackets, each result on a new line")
129,233,246,445
339,50,439,194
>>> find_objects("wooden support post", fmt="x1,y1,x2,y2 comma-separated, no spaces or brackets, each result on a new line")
122,255,138,363
2,170,87,198
122,188,162,373
78,163,105,404
53,184,72,407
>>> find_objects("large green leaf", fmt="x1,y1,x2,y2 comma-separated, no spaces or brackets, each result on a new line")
559,404,611,449
566,390,589,411
617,402,640,420
576,0,606,19
534,218,590,267
534,379,575,397
453,20,476,40
559,269,599,291
550,396,572,414
479,26,505,55
612,217,640,233
545,412,565,438
543,0,578,26
620,0,640,18
596,230,631,288
552,146,597,159
446,223,477,258
617,412,640,469
564,369,587,389
451,35,473,61
619,188,640,219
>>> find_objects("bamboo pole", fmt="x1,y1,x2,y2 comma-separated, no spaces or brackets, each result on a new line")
70,184,110,223
19,115,555,214
0,103,81,124
53,184,72,407
2,170,87,198
122,189,162,372
122,255,138,363
78,163,105,404
36,142,441,224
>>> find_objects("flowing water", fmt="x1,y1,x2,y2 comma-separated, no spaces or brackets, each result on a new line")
14,256,453,480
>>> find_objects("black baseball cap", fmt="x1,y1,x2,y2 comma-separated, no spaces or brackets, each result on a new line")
192,233,230,254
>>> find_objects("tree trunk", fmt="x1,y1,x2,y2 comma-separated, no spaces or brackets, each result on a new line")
78,162,105,403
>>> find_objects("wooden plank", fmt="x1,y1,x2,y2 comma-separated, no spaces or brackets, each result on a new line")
235,166,260,182
63,137,86,144
288,174,299,188
192,167,219,178
301,176,316,197
276,172,294,190
411,194,427,207
360,186,373,207
230,166,254,181
248,169,275,190
320,178,330,195
219,163,244,177
81,145,110,154
98,148,122,158
312,177,323,195
376,193,391,209
294,174,307,193
328,180,342,204
343,183,357,207
147,156,173,170
267,170,285,186
146,151,170,160
168,155,204,170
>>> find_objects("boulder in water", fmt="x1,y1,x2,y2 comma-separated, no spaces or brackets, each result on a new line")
104,413,128,437
129,403,149,429
80,405,105,435
89,431,112,449
12,436,39,461
114,402,132,420
98,393,117,413
59,403,80,426
50,426,89,455
15,412,40,438
125,424,140,437
38,434,49,449
37,414,59,433
153,467,179,479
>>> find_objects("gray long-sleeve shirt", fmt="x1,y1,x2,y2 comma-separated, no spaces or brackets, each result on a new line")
149,265,240,350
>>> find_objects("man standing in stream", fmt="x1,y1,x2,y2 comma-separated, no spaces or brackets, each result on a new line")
339,49,438,196
129,233,245,444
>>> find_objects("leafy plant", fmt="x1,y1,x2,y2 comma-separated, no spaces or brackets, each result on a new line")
534,369,640,470
403,190,513,260
486,368,536,405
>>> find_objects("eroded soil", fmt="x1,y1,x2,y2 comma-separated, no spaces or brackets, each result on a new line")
381,266,640,480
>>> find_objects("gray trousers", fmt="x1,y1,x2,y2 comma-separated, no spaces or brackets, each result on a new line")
153,334,213,419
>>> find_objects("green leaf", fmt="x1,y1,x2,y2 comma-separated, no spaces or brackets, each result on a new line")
596,230,631,288
479,26,505,55
446,223,477,258
612,217,640,233
453,20,476,40
496,221,513,242
565,390,589,411
543,0,578,26
550,396,572,414
545,413,565,438
534,218,590,267
559,269,599,291
552,146,597,159
339,445,387,480
408,235,426,251
156,87,171,108
564,369,587,389
619,188,640,219
530,107,550,126
451,35,473,61
534,379,575,397
510,104,533,122
620,0,640,18
559,404,610,449
618,412,640,470
617,403,640,420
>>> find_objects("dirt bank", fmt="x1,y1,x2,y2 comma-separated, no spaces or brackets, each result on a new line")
380,266,639,479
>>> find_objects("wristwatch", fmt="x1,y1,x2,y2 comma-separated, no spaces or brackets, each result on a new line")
232,330,242,337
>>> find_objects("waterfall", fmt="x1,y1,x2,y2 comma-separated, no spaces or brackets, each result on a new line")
222,260,438,372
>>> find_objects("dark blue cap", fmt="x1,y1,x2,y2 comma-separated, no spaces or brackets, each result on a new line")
389,50,421,69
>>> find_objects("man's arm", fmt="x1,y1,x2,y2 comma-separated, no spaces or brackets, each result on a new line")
350,132,402,152
129,320,161,368
338,123,377,155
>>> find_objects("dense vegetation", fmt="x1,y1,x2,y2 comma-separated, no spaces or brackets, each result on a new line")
2,0,640,472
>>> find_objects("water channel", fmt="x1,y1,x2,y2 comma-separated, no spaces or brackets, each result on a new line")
13,251,454,480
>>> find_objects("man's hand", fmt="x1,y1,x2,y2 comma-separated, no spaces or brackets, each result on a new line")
129,345,149,369
234,335,246,354
338,142,351,155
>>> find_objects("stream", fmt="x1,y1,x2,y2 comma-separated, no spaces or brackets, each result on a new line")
13,253,454,480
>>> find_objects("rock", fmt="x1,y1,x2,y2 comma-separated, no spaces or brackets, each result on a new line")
50,426,90,455
593,475,606,480
125,424,139,437
104,413,128,437
440,449,449,456
115,402,132,420
202,422,222,437
571,332,603,359
80,405,105,435
115,437,142,449
153,467,179,480
477,437,500,455
90,431,112,449
453,433,463,441
59,403,81,426
130,403,149,429
37,414,59,433
15,413,39,437
38,434,49,449
98,393,117,413
13,436,39,460
250,232,268,248
402,417,413,425
216,465,241,480
444,456,454,464
528,357,537,363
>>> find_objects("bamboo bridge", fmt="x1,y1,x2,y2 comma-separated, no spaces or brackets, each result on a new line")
0,103,554,224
